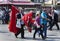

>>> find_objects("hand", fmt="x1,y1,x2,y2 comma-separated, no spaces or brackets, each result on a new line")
47,19,51,21
41,25,44,28
37,25,40,28
41,28,43,30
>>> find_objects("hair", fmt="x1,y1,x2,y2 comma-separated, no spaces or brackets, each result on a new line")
17,13,21,19
37,14,39,16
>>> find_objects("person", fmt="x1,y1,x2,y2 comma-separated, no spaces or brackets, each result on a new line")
15,8,25,38
9,5,23,39
5,13,10,24
33,11,44,39
15,13,21,38
47,12,52,28
1,8,6,24
49,9,60,30
40,8,50,39
22,11,35,33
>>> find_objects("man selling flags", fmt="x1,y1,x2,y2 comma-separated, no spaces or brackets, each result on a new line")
9,5,35,38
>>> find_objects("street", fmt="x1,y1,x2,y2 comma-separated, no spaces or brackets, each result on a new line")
0,23,60,41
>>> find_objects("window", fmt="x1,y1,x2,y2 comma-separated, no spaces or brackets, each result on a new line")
57,0,60,1
31,0,43,3
39,0,43,2
45,0,49,2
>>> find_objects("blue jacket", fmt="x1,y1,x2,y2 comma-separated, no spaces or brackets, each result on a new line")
40,11,47,25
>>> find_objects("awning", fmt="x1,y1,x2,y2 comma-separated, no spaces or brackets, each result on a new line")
0,1,11,5
12,2,35,5
0,1,41,5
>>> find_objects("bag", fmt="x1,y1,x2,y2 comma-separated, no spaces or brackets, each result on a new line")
20,20,24,25
34,21,40,28
16,19,21,28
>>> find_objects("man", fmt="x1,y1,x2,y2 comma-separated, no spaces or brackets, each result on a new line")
9,6,25,39
15,8,25,38
40,8,50,39
49,9,60,30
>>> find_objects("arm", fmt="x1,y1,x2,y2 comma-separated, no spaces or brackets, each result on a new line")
41,13,50,21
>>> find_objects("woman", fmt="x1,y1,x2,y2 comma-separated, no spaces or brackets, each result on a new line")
33,11,44,39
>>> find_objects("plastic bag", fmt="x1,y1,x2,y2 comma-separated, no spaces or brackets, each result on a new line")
16,19,21,28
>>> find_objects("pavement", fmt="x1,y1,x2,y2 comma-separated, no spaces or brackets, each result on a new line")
0,23,60,41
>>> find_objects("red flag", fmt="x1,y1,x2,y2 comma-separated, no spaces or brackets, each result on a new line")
9,5,19,33
22,12,35,32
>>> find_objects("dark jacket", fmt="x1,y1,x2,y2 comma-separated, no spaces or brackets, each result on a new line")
54,12,58,22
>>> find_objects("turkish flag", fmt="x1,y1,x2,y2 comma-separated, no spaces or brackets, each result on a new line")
9,5,20,34
22,12,35,32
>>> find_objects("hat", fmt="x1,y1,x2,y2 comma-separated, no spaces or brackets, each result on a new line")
18,7,23,10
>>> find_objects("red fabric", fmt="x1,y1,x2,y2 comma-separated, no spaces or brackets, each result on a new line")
9,5,20,34
22,12,35,32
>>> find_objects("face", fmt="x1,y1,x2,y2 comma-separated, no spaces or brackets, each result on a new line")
39,14,40,17
37,14,40,17
51,10,54,14
43,8,47,13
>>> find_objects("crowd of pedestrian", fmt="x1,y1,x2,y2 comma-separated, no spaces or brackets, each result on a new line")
8,5,60,40
0,7,10,24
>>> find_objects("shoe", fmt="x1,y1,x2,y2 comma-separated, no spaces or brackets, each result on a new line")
49,29,52,31
38,34,40,37
21,37,25,39
42,36,46,40
42,37,45,40
57,29,59,30
15,34,18,38
33,37,35,39
46,37,48,38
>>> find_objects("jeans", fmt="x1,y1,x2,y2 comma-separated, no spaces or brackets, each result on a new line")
43,24,47,38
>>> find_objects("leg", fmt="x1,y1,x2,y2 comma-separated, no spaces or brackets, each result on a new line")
21,24,24,38
49,22,55,30
40,28,44,39
38,26,43,37
15,28,21,38
33,28,38,39
55,22,59,30
43,25,47,38
2,19,4,24
47,21,51,27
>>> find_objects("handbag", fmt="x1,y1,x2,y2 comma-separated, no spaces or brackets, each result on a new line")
16,19,21,28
